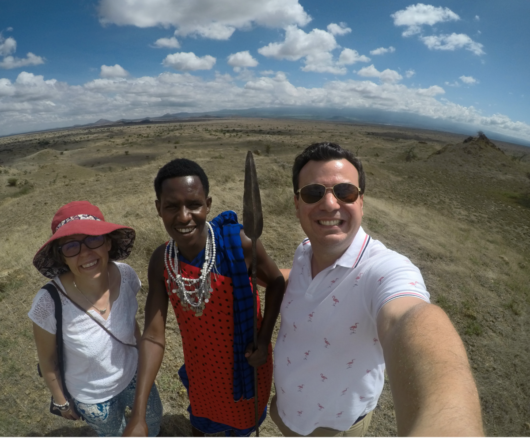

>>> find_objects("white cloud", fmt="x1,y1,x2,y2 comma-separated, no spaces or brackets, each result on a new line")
0,36,16,56
357,64,403,83
153,37,180,49
370,46,395,56
0,33,45,69
1,70,529,142
100,64,129,78
259,26,369,74
0,52,45,69
421,33,484,55
259,26,337,61
227,51,258,70
162,52,216,71
338,49,370,65
474,15,480,21
405,69,415,78
392,3,460,37
98,0,311,40
459,75,478,85
327,22,351,36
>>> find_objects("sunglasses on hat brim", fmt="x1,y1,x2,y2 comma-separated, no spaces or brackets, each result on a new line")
296,183,361,204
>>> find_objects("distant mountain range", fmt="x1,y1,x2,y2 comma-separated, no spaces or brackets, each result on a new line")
64,106,530,148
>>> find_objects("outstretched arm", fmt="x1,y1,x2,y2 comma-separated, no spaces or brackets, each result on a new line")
378,298,484,436
123,244,169,436
241,230,286,367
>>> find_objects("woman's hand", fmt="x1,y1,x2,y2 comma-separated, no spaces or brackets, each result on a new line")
59,401,80,420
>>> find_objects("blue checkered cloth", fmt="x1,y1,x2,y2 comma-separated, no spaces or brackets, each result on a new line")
176,210,256,402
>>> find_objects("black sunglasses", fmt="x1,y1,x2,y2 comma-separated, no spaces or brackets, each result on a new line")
57,235,106,258
297,183,361,204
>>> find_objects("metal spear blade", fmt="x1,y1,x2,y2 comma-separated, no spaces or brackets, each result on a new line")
243,151,263,240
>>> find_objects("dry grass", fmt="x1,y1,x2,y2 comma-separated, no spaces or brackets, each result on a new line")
1,119,529,436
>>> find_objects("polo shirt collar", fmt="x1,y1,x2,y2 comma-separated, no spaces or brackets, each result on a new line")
332,226,369,269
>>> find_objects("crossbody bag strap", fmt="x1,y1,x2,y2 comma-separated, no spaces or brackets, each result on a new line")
51,280,138,349
42,283,72,400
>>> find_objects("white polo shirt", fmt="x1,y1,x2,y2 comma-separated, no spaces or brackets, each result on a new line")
273,227,430,435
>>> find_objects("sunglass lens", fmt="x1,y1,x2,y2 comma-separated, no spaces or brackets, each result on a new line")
334,183,359,203
300,184,326,203
61,241,81,257
85,235,106,249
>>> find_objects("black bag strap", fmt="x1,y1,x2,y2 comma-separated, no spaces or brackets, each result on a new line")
42,283,72,400
51,280,137,349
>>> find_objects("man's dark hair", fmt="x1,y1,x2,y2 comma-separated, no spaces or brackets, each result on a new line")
292,142,365,195
154,158,210,199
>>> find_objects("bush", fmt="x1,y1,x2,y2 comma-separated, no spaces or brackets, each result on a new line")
7,178,17,187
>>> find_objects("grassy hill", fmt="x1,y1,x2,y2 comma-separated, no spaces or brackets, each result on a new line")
1,119,529,436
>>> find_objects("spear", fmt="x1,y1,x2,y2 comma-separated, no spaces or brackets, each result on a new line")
243,151,263,437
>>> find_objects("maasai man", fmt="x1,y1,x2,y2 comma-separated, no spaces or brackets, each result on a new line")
124,158,285,436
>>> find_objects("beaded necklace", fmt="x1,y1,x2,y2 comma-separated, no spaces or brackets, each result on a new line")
164,222,216,317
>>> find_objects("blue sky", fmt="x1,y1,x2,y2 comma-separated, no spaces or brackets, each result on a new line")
1,0,529,142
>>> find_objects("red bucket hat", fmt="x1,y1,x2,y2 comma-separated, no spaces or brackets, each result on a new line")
33,201,136,278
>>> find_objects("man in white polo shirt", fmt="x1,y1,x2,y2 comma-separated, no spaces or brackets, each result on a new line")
271,142,483,436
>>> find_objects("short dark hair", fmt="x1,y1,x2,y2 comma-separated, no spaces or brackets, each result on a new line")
292,142,365,195
154,158,210,199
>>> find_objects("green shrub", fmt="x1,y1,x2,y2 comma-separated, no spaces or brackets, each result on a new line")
7,178,17,187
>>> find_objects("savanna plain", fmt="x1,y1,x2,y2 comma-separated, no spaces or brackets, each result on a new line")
0,118,529,436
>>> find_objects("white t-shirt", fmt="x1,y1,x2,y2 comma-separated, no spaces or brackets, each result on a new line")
273,227,430,435
28,262,140,404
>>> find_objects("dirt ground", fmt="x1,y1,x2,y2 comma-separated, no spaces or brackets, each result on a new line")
0,118,529,436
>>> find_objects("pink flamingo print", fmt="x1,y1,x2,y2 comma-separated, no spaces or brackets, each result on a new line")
286,300,293,309
350,323,358,334
373,337,379,346
324,338,331,348
293,322,297,331
304,350,310,360
360,396,365,401
320,373,328,382
337,412,343,418
366,369,371,374
341,388,348,396
378,276,384,285
331,277,339,284
332,295,339,306
318,403,324,411
297,410,303,416
282,334,287,342
308,312,314,322
281,387,285,394
287,357,291,366
347,359,355,369
298,384,304,392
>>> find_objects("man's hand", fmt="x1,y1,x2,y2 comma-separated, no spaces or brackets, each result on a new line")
123,417,148,436
245,342,268,368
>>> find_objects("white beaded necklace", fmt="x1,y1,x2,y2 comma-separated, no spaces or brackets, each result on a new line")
164,222,216,316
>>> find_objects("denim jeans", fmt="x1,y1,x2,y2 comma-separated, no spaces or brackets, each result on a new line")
74,374,162,437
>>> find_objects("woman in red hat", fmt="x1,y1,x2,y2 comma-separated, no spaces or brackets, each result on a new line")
29,201,162,437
